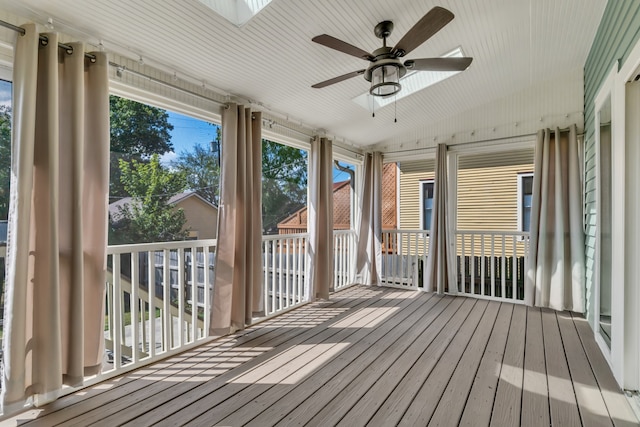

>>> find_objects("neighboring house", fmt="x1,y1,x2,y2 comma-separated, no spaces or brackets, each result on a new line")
277,163,398,234
109,191,218,240
398,149,534,233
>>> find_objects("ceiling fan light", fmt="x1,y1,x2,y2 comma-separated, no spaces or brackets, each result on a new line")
370,64,401,97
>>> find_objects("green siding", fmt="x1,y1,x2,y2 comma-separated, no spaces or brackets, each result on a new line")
584,0,640,327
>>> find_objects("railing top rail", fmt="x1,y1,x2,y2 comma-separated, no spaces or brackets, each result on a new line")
107,239,218,254
262,233,309,241
455,230,530,237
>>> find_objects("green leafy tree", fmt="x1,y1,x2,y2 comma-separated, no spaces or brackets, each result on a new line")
109,96,174,197
109,154,188,244
172,127,221,205
261,139,307,233
0,106,10,220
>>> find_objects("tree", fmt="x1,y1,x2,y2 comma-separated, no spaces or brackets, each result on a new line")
168,135,308,234
0,106,11,220
109,154,189,244
109,96,174,197
261,139,307,233
172,127,221,205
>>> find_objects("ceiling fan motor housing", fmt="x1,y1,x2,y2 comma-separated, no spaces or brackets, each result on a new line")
365,46,407,97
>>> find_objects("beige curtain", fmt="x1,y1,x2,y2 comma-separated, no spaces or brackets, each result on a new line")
308,137,333,300
424,144,456,294
2,25,109,411
210,105,263,335
355,152,382,286
525,125,585,312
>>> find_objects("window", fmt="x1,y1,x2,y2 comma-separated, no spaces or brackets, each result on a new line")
420,180,434,230
518,173,534,232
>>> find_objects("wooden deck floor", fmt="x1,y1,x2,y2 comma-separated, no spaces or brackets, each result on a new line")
4,285,638,426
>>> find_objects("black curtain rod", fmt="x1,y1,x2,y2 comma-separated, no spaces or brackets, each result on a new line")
0,19,96,62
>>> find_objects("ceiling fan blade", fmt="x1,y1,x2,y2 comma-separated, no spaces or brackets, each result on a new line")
312,35,374,61
405,57,473,72
392,7,454,57
312,69,366,88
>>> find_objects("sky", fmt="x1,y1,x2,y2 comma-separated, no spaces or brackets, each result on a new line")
161,111,219,165
164,108,353,182
0,79,10,108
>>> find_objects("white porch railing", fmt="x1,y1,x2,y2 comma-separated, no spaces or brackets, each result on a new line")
99,230,358,380
103,239,216,376
333,230,357,291
456,230,530,303
377,229,530,303
262,233,309,317
381,229,430,289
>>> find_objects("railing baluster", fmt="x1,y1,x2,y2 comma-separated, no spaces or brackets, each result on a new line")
501,236,506,301
336,234,341,289
148,250,156,357
271,240,276,315
490,234,495,298
113,255,122,370
262,239,268,315
178,248,185,346
512,236,517,301
163,249,171,352
131,251,139,364
470,234,475,295
285,238,291,308
460,233,465,294
204,246,211,335
191,246,197,342
292,238,298,304
480,234,486,296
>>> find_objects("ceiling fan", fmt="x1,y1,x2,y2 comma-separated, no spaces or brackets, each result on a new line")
311,6,473,98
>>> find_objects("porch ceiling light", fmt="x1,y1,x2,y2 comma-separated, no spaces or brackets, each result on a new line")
197,0,274,27
367,61,404,97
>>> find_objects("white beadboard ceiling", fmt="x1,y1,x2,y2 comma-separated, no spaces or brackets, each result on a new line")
0,0,606,149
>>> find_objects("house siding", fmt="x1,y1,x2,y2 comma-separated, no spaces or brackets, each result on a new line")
457,150,534,231
176,197,218,240
398,159,435,230
398,150,533,231
584,0,640,326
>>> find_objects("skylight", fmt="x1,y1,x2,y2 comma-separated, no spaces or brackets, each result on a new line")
198,0,274,27
352,47,466,112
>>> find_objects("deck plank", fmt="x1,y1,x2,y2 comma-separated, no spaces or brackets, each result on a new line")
22,286,378,426
332,299,486,427
425,301,502,426
314,298,477,427
458,303,513,427
571,313,639,427
557,311,614,427
2,286,636,427
520,307,551,427
164,290,425,426
364,298,482,426
542,308,582,427
397,300,495,426
255,295,463,427
490,303,527,427
103,287,390,427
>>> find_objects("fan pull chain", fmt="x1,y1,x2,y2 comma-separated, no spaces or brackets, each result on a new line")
372,96,375,118
394,96,397,123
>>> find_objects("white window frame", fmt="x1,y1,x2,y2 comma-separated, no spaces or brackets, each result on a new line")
418,179,434,230
517,172,534,232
